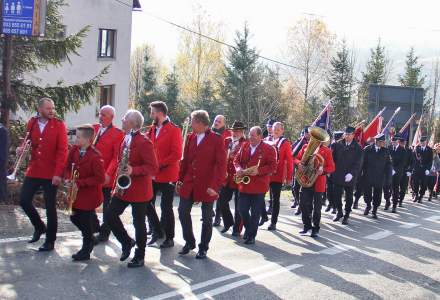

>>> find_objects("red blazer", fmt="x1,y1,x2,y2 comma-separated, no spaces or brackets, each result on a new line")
234,141,277,194
93,124,124,188
221,129,232,141
225,137,247,189
178,129,227,202
116,132,159,202
65,146,105,210
26,117,68,179
147,120,182,183
295,144,335,192
270,138,293,183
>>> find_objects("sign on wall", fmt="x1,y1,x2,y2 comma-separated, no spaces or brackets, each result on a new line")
1,0,46,36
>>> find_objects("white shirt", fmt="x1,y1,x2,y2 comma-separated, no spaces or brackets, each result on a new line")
38,119,48,133
250,142,261,156
375,146,380,152
421,146,426,151
155,117,170,138
124,134,132,148
196,133,205,146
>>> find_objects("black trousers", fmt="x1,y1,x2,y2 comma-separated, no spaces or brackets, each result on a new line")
107,197,150,257
383,184,392,202
91,187,112,236
269,182,282,225
333,184,354,214
299,187,323,230
178,198,214,251
218,186,241,232
363,184,382,209
70,208,95,250
238,193,264,239
354,179,363,202
148,181,175,239
427,176,436,194
291,179,301,204
326,180,335,209
413,173,428,198
0,171,6,202
19,177,58,242
391,174,403,205
399,175,410,202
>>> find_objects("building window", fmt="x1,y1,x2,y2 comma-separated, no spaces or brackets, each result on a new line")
98,29,116,58
98,85,115,107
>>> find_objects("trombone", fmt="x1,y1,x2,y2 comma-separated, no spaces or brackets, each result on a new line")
7,132,31,181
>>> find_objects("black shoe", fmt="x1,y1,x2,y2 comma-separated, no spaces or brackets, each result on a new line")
120,239,135,261
213,218,221,227
310,228,319,238
29,228,46,243
398,202,403,207
384,202,390,210
333,213,343,222
294,209,301,216
243,233,249,240
147,232,164,245
412,196,418,202
258,216,269,226
178,243,195,255
195,249,207,259
372,213,378,219
341,215,349,225
363,207,371,216
72,250,90,261
418,197,422,203
299,227,312,235
391,206,397,213
291,201,298,209
127,256,145,268
331,208,337,214
160,239,174,249
268,223,276,231
267,207,273,215
325,205,331,212
97,232,109,243
428,196,432,202
353,202,359,209
220,225,231,234
38,241,54,252
244,238,255,245
91,236,99,246
231,231,239,237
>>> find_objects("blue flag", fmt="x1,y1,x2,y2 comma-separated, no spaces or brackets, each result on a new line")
313,105,331,131
400,123,410,142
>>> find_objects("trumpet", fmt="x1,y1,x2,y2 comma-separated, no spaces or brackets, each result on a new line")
7,132,32,181
234,159,260,185
181,117,190,160
66,164,79,214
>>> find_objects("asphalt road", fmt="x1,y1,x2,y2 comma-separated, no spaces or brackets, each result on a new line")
1,194,439,300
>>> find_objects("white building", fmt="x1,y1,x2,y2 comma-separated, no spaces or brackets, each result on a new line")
22,0,140,128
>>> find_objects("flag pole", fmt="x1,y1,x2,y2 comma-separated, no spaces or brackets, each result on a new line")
398,113,416,134
364,107,387,133
381,107,401,134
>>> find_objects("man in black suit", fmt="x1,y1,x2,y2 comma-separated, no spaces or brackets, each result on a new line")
0,123,9,202
411,136,433,203
387,134,406,212
326,131,344,214
362,134,392,219
330,126,363,225
398,138,412,207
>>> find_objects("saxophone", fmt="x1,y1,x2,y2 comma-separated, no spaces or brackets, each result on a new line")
114,145,131,196
295,126,330,188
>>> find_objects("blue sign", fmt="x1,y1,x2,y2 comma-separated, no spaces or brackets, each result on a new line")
2,0,36,36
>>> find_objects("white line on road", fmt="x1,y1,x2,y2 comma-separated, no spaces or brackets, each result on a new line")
145,262,284,300
0,231,80,245
424,215,440,222
318,243,355,255
363,230,393,240
399,223,420,229
188,264,303,300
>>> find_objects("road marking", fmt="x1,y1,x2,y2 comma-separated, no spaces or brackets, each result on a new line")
0,231,80,245
145,262,283,300
318,243,355,255
424,215,440,222
399,223,420,229
363,230,393,240
188,264,303,300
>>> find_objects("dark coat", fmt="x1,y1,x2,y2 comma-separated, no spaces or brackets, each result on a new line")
0,124,8,201
361,144,392,187
389,145,406,177
412,145,433,176
330,140,363,187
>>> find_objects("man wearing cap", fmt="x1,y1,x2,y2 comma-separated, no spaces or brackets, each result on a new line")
411,136,433,203
330,126,363,224
361,133,392,219
386,134,406,212
399,138,413,207
218,121,247,235
291,126,310,215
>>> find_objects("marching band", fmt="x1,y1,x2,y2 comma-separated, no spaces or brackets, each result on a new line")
9,97,440,268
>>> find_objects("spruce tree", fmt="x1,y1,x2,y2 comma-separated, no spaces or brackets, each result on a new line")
399,47,426,88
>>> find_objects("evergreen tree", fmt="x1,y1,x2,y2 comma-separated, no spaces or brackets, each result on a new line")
399,47,426,88
323,41,355,129
135,50,162,116
193,80,223,119
163,69,179,113
0,0,107,125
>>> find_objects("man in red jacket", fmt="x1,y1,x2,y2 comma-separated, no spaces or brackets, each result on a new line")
176,110,227,259
146,101,182,248
107,110,159,268
234,126,277,245
65,125,105,261
267,122,293,231
296,137,335,238
19,98,68,251
92,105,124,242
218,120,247,235
211,114,231,227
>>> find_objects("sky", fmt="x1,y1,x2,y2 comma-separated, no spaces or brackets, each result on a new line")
131,0,440,84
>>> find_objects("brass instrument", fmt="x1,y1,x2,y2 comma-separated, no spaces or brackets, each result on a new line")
7,132,32,181
114,144,131,195
181,117,190,160
295,126,330,188
66,164,79,214
234,159,260,185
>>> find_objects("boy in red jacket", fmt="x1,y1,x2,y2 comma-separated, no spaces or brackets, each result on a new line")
65,125,105,261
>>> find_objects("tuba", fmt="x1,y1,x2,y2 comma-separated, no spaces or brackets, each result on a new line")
114,145,131,196
295,126,330,188
7,132,32,181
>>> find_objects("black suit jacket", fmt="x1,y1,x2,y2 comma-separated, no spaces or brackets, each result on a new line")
412,145,433,176
389,145,406,177
330,140,363,187
362,144,392,187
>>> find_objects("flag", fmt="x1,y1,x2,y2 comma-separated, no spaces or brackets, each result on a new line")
353,120,365,146
362,107,386,145
312,103,331,131
399,113,416,142
381,107,401,140
412,116,423,148
429,132,435,148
